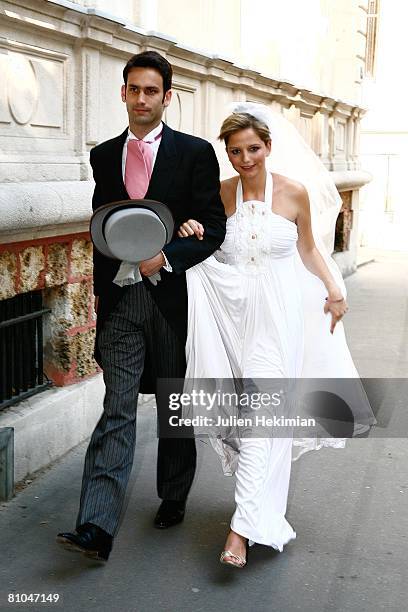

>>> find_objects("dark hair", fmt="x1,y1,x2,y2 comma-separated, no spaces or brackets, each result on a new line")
123,51,173,92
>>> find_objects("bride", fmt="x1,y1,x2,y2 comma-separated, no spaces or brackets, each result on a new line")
177,103,370,568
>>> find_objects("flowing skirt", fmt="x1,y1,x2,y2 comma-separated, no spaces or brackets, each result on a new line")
186,254,302,549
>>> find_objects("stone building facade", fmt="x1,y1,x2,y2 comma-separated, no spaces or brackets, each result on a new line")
0,0,373,484
360,0,408,253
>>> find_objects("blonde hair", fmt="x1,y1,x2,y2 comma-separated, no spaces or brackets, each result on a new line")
218,112,271,145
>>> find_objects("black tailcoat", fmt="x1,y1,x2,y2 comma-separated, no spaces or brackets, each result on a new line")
90,123,227,391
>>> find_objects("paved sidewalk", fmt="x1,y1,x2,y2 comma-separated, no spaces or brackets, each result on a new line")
0,252,407,612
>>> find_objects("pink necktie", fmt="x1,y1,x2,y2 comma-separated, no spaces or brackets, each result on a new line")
125,139,154,199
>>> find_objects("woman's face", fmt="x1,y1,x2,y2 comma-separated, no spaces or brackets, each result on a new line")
226,128,271,178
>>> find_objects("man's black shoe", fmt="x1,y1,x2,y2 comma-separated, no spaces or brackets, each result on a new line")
154,500,186,529
56,523,113,562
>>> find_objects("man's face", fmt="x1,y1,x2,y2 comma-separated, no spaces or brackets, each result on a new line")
121,67,171,131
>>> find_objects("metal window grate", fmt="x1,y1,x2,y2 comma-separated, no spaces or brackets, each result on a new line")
0,291,52,410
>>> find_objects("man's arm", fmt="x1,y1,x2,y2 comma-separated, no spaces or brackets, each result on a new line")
90,147,112,297
162,142,226,274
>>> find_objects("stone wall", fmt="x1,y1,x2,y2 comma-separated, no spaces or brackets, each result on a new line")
0,0,372,392
0,233,98,386
335,192,353,253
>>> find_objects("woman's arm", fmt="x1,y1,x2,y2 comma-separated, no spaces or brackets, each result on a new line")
176,178,235,239
295,183,348,333
161,142,226,273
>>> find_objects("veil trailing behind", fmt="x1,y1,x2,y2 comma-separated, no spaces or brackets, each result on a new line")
184,102,375,472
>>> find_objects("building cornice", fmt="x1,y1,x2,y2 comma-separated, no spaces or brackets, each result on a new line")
0,0,366,119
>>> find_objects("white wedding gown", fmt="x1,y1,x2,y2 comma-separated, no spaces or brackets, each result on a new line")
185,172,373,551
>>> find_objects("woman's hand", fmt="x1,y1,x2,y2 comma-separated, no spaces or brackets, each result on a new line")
177,219,204,240
324,295,349,334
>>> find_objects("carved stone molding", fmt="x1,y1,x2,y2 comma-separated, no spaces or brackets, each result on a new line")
85,50,99,145
0,0,367,176
164,82,196,133
8,54,38,124
0,39,66,134
0,181,93,243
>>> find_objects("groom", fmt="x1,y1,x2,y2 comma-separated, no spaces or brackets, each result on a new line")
57,51,226,561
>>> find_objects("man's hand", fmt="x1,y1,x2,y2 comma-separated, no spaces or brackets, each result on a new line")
139,252,166,277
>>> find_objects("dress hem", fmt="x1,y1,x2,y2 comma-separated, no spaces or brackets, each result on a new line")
230,522,297,552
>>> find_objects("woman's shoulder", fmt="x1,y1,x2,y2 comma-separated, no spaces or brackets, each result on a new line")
221,176,239,194
220,177,239,214
272,173,308,200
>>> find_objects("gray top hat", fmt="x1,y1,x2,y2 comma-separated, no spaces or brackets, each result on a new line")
90,199,174,263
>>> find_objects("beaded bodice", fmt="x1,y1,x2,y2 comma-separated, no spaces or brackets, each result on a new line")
215,173,298,274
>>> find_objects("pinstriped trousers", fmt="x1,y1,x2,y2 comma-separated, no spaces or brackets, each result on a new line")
76,282,196,536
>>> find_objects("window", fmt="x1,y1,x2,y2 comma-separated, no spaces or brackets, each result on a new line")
0,291,51,410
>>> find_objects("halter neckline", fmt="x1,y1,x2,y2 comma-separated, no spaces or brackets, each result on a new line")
237,172,273,206
235,172,297,228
